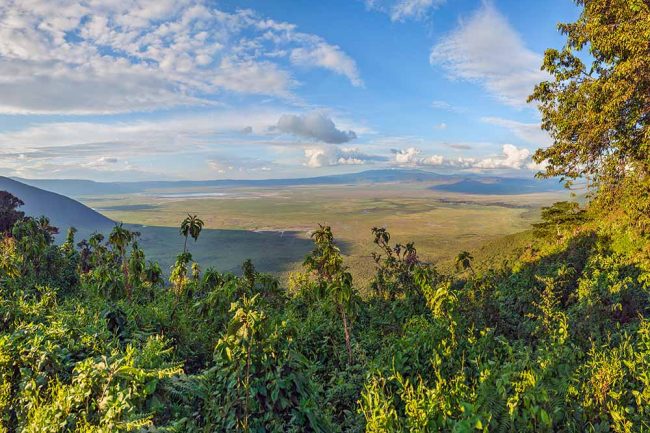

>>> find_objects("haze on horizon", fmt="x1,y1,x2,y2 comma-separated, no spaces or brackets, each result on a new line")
0,0,578,182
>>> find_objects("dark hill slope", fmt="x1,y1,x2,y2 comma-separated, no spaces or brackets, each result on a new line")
12,178,134,197
0,177,114,240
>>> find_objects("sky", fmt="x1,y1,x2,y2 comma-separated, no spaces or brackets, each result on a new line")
0,0,580,181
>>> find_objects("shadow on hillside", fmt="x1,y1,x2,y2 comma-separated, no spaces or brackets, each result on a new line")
125,225,351,275
464,230,649,345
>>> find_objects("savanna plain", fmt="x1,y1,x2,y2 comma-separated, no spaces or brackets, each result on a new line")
82,181,568,284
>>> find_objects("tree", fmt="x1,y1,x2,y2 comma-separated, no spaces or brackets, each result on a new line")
170,252,192,297
370,227,422,299
144,261,163,288
35,216,59,244
455,251,474,275
127,242,146,289
180,214,204,253
533,201,587,241
304,225,345,283
303,225,356,363
61,227,77,255
0,191,25,233
528,0,650,225
242,258,256,291
108,223,138,298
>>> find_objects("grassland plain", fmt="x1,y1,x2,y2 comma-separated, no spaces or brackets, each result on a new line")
81,182,568,286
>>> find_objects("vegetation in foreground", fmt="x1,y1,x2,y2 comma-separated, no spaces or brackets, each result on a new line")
2,185,649,433
1,1,649,431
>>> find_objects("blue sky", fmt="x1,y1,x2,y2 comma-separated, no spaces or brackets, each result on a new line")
0,0,579,181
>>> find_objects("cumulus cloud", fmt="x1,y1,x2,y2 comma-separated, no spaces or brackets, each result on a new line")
392,147,421,164
0,0,361,114
392,147,473,168
365,0,446,21
277,112,357,144
474,144,531,169
430,3,547,107
392,144,535,170
304,146,386,168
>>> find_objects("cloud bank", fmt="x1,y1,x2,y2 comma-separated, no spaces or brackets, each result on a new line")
0,0,361,114
392,144,537,170
304,146,387,168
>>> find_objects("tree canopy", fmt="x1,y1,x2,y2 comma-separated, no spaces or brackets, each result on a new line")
0,191,24,233
529,0,650,224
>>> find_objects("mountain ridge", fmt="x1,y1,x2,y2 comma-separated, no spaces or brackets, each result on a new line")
13,169,563,198
0,176,114,240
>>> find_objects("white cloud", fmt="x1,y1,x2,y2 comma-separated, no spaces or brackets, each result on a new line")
365,0,446,21
207,157,274,174
434,122,447,130
0,108,376,178
84,157,119,167
392,144,535,170
393,147,421,164
430,3,547,107
304,147,335,168
0,109,285,178
0,0,361,114
431,100,464,113
0,111,279,152
304,146,386,168
474,144,530,169
277,112,357,144
481,117,553,147
391,0,446,21
392,147,475,168
291,43,363,86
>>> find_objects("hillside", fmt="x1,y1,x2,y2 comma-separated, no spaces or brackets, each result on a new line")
0,176,114,240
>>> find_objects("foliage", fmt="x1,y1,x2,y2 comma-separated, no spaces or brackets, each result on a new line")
0,191,649,432
301,225,359,365
454,250,474,275
532,201,587,241
0,191,25,233
370,227,430,300
529,0,650,231
180,214,204,254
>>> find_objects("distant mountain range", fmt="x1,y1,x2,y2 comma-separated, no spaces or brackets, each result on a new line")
13,169,564,198
0,176,114,240
14,169,448,198
430,177,565,195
